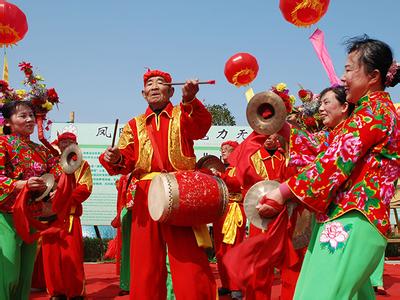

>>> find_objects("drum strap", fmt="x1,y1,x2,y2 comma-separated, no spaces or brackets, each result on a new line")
145,122,165,171
68,206,76,233
139,172,161,181
192,225,212,248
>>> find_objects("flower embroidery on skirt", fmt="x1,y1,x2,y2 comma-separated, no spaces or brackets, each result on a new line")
320,221,352,253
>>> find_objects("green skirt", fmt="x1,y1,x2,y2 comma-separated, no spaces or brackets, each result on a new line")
294,211,386,300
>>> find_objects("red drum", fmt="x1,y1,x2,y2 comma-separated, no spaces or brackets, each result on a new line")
148,171,229,226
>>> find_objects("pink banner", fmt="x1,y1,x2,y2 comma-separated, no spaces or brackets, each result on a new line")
309,28,341,86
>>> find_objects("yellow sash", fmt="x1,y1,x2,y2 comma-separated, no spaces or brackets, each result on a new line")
221,202,243,244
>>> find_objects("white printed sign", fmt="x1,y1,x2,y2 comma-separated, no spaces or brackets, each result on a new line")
51,123,251,225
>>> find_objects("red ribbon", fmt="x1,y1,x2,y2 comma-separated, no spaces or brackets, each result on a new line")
223,207,299,290
13,173,76,243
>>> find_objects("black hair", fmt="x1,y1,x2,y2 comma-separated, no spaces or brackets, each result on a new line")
319,85,355,116
344,35,400,88
1,101,34,135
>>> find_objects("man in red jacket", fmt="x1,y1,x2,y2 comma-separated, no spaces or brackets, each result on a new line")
99,69,216,300
212,141,245,300
42,132,93,300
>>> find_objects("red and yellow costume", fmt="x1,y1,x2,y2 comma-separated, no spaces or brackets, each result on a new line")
248,146,287,236
42,158,92,297
213,165,245,292
226,131,304,300
99,72,216,300
244,145,287,300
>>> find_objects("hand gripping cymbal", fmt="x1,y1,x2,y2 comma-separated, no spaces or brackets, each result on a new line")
34,173,55,202
246,91,287,135
244,180,280,230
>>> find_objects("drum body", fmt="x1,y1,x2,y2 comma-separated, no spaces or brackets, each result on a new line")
148,171,229,226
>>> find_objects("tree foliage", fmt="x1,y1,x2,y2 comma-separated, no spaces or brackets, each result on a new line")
205,103,236,126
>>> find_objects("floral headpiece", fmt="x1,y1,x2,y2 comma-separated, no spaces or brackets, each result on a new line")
270,82,295,113
0,80,25,129
0,80,23,104
385,60,399,87
291,85,323,132
18,62,59,114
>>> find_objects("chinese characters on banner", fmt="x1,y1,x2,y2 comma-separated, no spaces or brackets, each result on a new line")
51,123,251,225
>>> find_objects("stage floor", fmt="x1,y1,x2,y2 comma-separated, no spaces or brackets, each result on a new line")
30,262,400,299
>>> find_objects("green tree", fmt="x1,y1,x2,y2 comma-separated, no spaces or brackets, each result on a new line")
205,103,236,126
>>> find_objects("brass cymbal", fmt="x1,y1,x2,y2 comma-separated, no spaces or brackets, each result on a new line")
34,173,55,202
196,155,225,173
60,143,83,174
244,180,280,230
246,91,287,135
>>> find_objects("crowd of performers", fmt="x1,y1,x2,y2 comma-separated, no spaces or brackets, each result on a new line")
0,35,400,300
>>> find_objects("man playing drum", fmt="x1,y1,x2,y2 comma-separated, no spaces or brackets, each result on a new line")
99,69,217,300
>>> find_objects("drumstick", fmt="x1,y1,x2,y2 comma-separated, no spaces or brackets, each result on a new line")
111,118,119,148
162,80,216,86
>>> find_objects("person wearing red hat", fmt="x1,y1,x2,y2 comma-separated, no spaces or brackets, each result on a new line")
245,133,290,300
99,69,216,300
211,140,245,299
41,132,93,300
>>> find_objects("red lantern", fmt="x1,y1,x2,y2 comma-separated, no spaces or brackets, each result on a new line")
0,0,28,47
224,52,259,87
279,0,330,27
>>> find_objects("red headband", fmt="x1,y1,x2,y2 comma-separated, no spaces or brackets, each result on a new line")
57,132,77,143
143,69,172,86
221,140,239,149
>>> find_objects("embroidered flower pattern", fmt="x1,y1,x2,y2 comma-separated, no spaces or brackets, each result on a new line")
287,92,400,236
320,221,352,253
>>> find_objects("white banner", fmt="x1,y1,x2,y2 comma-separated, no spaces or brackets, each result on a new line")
51,123,251,225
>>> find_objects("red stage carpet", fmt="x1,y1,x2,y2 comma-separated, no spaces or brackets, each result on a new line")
30,262,400,299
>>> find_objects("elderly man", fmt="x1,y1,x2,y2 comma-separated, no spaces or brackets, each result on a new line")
99,69,216,300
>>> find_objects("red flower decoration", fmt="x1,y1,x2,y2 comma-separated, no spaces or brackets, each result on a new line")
271,86,293,113
304,116,317,127
47,88,59,104
0,80,10,92
298,89,313,102
18,61,32,71
298,89,308,99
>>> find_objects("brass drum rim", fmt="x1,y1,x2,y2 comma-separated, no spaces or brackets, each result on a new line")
161,173,179,223
214,176,229,217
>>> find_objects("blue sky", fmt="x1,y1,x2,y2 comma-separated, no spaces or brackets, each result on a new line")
4,0,400,125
